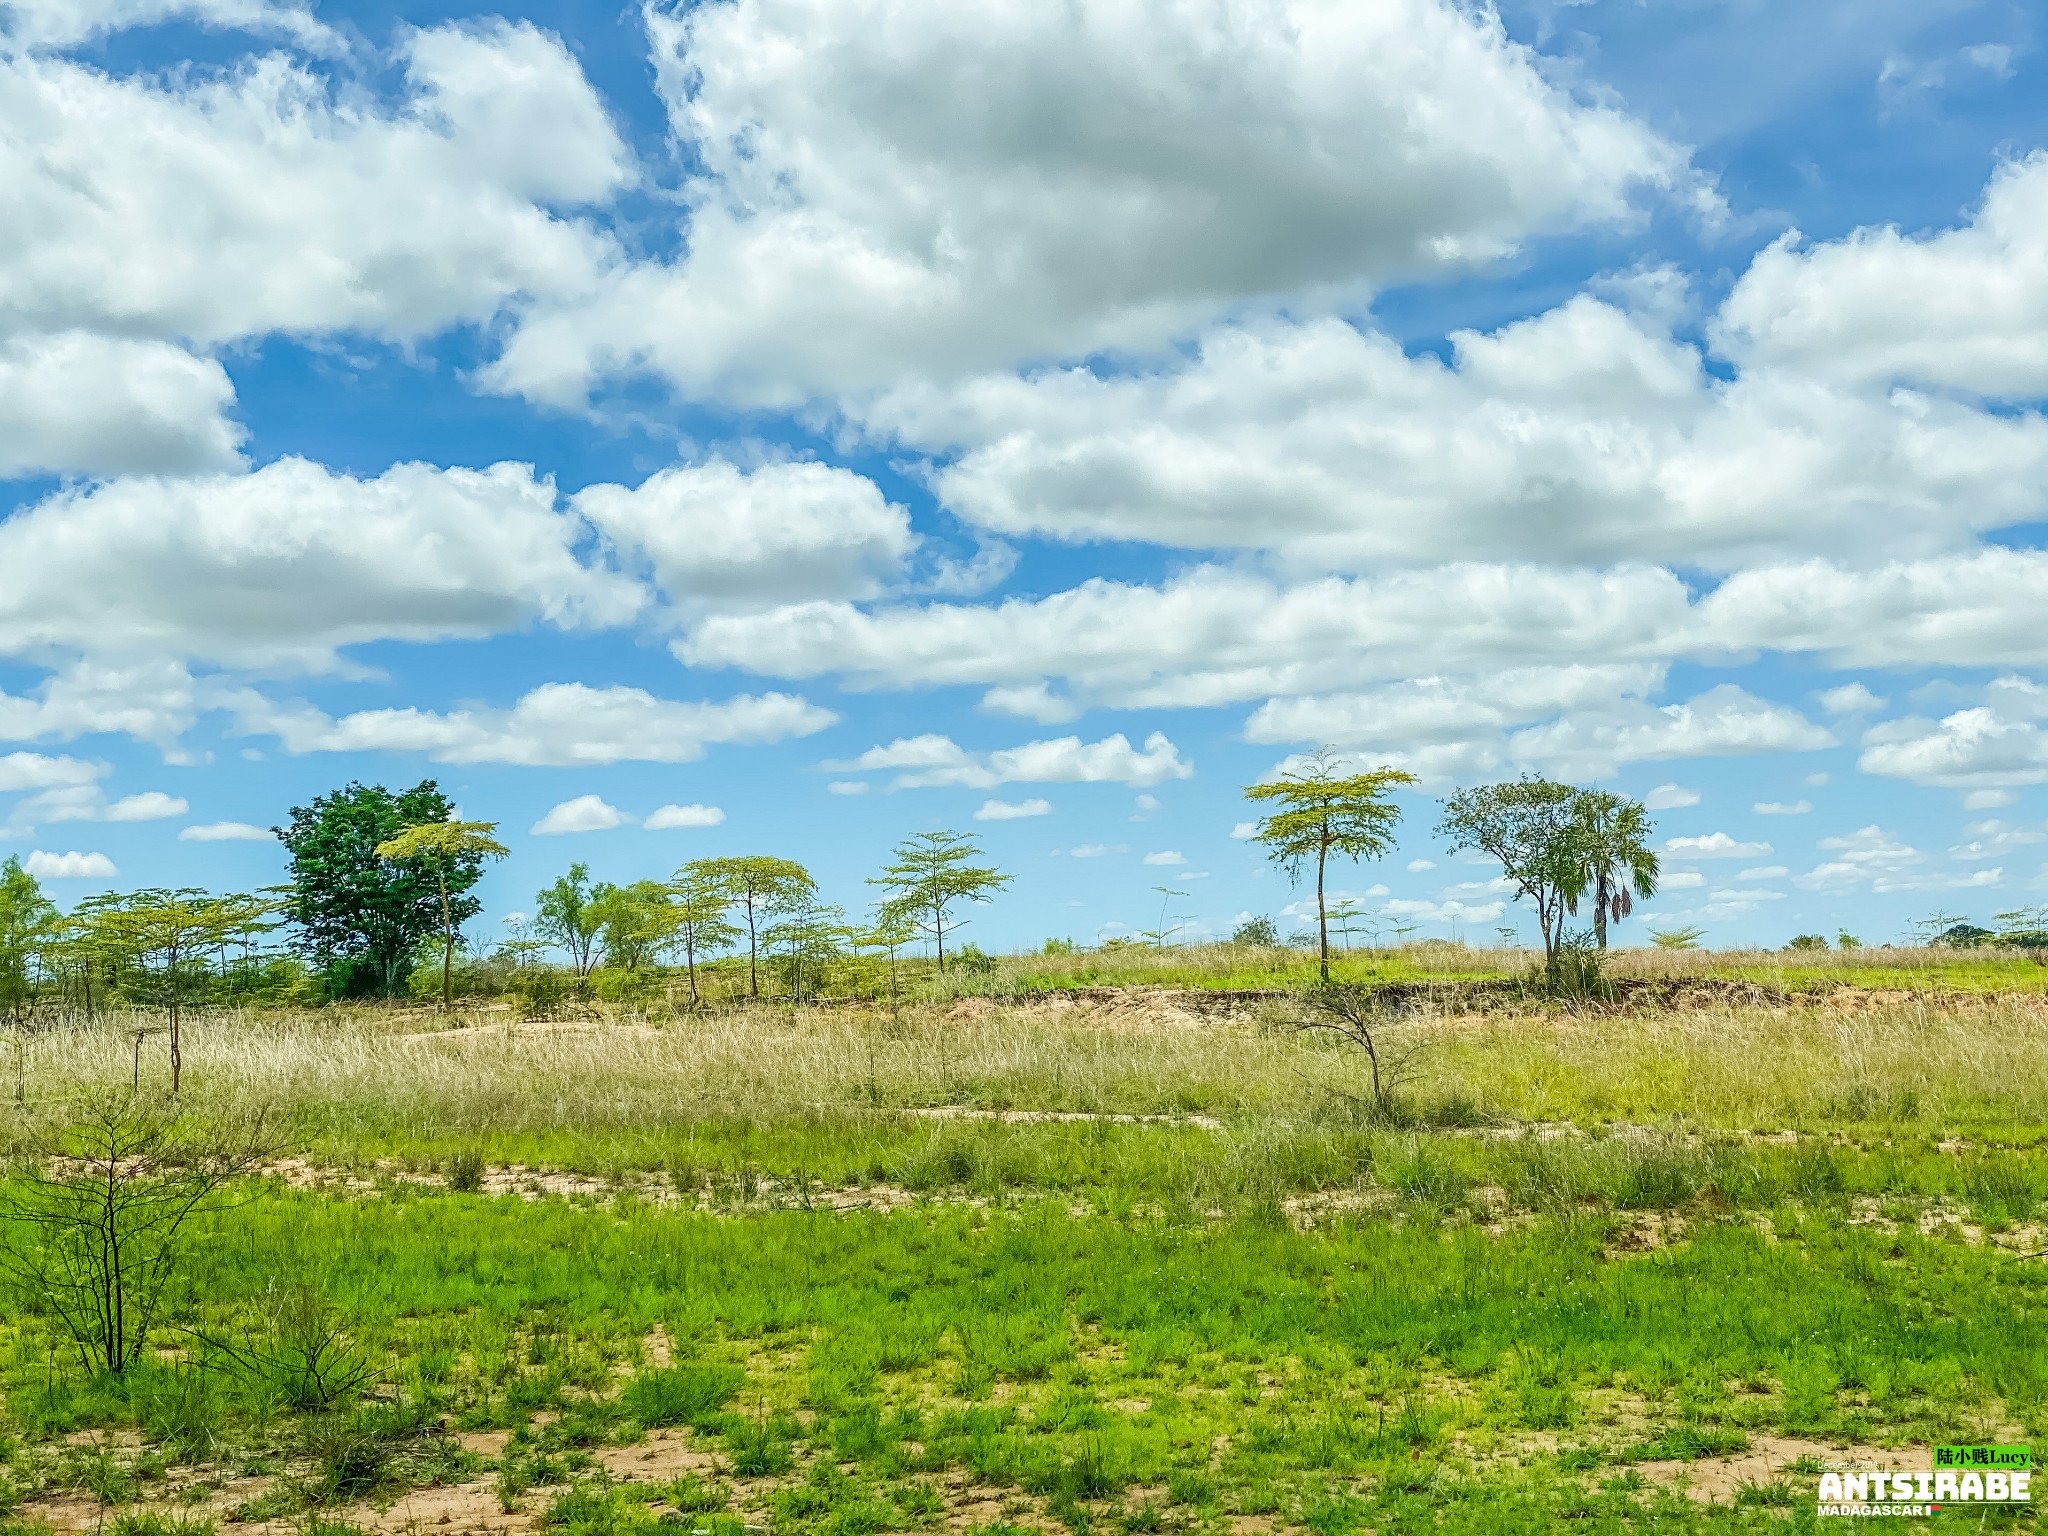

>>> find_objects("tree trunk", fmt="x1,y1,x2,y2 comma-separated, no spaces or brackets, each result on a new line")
745,895,759,999
685,935,700,1006
168,937,183,1094
934,906,947,974
1316,835,1331,985
1593,869,1610,950
438,869,454,1010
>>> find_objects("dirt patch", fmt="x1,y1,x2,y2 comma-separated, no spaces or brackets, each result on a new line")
595,1429,720,1478
1630,1435,1919,1502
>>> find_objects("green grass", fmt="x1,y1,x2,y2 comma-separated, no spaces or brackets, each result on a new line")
3,1189,2044,1532
6,973,2048,1532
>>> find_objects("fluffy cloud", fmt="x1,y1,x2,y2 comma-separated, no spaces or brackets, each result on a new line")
0,460,642,665
1664,832,1772,859
1645,783,1700,809
1787,824,1995,893
1,0,332,50
1858,677,2048,788
0,751,103,791
973,797,1051,821
489,0,1687,406
0,24,625,350
1695,549,2048,670
1754,800,1812,815
32,787,188,823
1818,682,1886,715
834,730,1191,789
1948,820,2046,862
247,683,835,767
1244,663,1666,780
1714,153,2048,398
685,564,1695,710
179,821,275,841
1502,685,1833,778
0,333,243,478
871,298,2048,572
0,658,204,749
576,460,914,611
531,795,629,835
1143,850,1185,866
24,849,116,878
645,803,726,829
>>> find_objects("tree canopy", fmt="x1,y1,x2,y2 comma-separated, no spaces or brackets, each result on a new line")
375,820,508,1009
1243,749,1416,983
687,856,815,998
869,831,1008,973
1438,777,1584,963
276,781,477,997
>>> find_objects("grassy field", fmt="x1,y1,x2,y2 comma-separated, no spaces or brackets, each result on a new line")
2,949,2044,1534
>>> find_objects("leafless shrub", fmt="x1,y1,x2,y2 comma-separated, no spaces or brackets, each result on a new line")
0,1094,273,1374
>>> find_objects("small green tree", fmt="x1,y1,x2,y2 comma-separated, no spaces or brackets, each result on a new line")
1438,777,1585,966
1648,925,1706,950
854,907,919,1007
89,889,271,1092
870,831,1009,973
0,856,57,1022
1243,749,1416,983
277,781,473,997
535,863,604,984
0,1097,271,1374
1,856,58,1103
763,899,847,1001
661,870,744,1007
690,857,815,998
1231,915,1278,947
587,880,677,972
1567,790,1659,949
374,821,509,1010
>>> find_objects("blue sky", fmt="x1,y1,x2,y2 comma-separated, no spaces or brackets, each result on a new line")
2,0,2045,952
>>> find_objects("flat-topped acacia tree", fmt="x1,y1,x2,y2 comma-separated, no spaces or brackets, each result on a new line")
870,830,1008,974
686,856,815,999
1243,749,1416,984
374,821,509,1010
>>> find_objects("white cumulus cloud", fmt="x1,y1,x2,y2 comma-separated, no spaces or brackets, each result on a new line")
24,848,116,878
645,803,726,829
179,821,275,842
973,797,1051,821
531,795,629,835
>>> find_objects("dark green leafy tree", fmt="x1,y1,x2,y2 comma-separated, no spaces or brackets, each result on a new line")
374,820,509,1009
691,857,815,998
1566,790,1659,949
1243,749,1416,983
2,856,58,1102
276,781,476,998
1438,777,1585,965
535,863,605,983
0,855,57,1023
870,831,1008,973
588,880,676,972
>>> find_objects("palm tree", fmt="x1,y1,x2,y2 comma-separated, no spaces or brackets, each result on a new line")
375,820,509,1008
1568,791,1659,949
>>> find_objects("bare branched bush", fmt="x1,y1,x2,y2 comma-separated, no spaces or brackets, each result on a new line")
0,1094,273,1374
1294,984,1431,1119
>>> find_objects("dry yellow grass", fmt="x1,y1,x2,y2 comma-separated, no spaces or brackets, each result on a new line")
10,983,2046,1160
